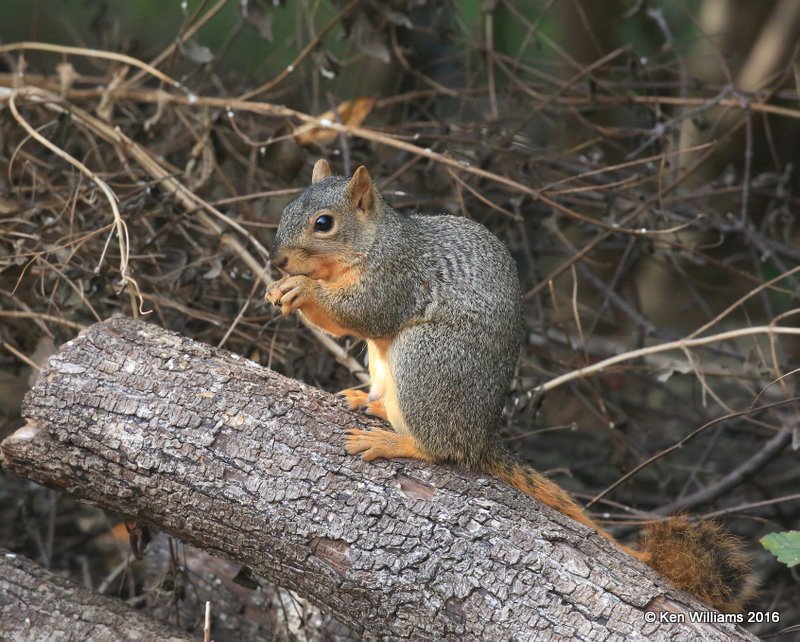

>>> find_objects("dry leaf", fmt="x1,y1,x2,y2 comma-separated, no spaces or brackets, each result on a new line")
312,46,341,80
96,66,128,122
56,62,76,96
180,38,214,64
143,89,170,132
293,97,375,146
242,1,273,41
352,13,390,63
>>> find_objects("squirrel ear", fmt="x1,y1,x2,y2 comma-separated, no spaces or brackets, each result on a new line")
312,159,332,183
348,165,375,213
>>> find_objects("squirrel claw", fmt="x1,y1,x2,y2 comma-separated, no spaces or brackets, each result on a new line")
278,285,304,315
265,276,291,308
344,428,388,461
266,275,314,315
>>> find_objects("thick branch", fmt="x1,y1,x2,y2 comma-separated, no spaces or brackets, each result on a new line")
1,316,756,641
0,549,191,642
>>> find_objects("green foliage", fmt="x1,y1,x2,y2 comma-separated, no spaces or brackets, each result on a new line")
0,0,304,74
761,531,800,568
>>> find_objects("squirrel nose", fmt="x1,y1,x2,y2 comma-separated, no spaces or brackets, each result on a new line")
273,256,288,269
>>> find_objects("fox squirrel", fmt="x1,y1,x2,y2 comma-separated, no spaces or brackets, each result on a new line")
266,159,756,613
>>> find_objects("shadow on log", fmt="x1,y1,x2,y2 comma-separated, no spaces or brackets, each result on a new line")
1,316,757,641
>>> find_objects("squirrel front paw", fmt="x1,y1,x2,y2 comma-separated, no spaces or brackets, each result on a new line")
266,275,318,315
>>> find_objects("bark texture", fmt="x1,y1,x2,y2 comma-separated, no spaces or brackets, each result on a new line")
1,316,756,641
0,549,191,642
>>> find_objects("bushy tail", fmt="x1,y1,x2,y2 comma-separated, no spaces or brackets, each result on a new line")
640,517,757,612
484,448,755,613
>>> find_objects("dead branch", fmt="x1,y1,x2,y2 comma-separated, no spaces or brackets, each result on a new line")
0,549,191,642
0,316,756,641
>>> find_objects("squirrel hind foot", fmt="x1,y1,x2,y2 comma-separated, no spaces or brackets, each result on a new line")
640,516,758,613
344,428,432,463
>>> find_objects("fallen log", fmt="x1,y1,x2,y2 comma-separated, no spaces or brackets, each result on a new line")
0,316,757,641
0,549,191,642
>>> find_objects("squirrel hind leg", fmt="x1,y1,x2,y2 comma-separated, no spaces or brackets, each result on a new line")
640,516,757,613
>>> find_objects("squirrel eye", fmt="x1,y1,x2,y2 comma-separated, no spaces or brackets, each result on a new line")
313,214,334,232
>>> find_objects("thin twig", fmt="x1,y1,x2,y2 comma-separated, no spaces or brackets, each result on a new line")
655,426,791,515
0,42,182,89
7,88,143,314
238,0,360,101
537,325,800,394
587,396,800,508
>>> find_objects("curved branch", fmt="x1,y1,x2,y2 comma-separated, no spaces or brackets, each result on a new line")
0,550,191,642
0,316,757,641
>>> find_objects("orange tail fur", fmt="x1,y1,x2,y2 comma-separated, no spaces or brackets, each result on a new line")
484,448,755,612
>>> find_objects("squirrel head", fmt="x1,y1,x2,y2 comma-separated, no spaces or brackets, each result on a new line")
271,160,382,281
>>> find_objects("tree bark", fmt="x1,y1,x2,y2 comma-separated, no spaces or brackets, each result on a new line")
0,549,192,642
1,316,757,641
